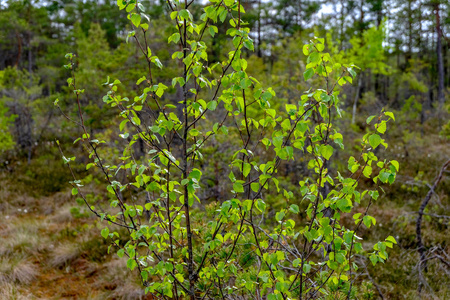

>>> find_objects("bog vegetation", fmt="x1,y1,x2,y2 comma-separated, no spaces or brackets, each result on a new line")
0,0,449,299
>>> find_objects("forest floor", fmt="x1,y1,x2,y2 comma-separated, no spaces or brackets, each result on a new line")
0,188,150,300
0,129,448,299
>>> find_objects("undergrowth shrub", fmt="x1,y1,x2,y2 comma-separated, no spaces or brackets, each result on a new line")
57,0,399,298
12,153,75,196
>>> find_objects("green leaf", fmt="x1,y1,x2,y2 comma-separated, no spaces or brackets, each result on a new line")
309,52,320,63
131,14,141,27
385,111,395,121
337,198,351,212
302,44,310,56
369,190,379,200
243,163,251,177
158,83,168,95
280,119,291,131
136,76,146,85
117,0,126,10
126,3,136,12
390,160,399,172
273,136,283,149
168,33,180,44
190,129,200,136
207,100,218,111
152,57,163,69
101,227,109,239
275,211,285,222
386,236,397,244
165,262,174,272
366,115,376,124
219,9,227,22
303,263,311,273
304,68,314,81
348,67,357,77
363,165,372,178
266,109,276,119
179,9,191,20
209,25,218,37
267,294,277,300
240,78,252,89
320,145,334,160
376,121,387,134
289,204,299,214
316,43,325,52
285,104,297,115
370,254,378,266
233,182,244,193
368,134,382,149
388,174,396,184
335,253,345,264
189,169,202,180
261,91,273,102
251,182,260,192
379,172,390,183
256,199,266,212
117,249,125,258
244,40,254,51
363,215,376,228
71,188,78,195
127,258,137,270
175,273,184,283
353,213,362,220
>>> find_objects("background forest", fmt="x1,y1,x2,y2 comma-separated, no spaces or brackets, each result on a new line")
0,0,449,299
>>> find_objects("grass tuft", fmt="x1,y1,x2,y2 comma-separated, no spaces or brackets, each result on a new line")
48,243,81,269
0,256,38,285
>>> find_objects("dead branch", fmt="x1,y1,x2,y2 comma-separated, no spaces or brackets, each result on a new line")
416,159,450,292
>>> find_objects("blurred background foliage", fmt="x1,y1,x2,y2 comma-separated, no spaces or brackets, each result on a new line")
0,0,449,299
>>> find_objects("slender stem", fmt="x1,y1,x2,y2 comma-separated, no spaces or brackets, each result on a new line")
181,1,195,298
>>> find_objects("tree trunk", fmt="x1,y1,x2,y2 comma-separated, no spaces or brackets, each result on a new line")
257,0,262,57
28,34,32,75
15,31,22,67
435,3,445,109
418,2,423,60
359,0,365,38
407,0,413,65
339,0,345,50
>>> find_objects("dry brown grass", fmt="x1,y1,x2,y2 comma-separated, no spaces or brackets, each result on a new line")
49,204,75,224
48,243,81,269
110,284,147,300
0,282,38,300
0,256,38,285
93,259,147,300
0,218,49,257
0,185,148,300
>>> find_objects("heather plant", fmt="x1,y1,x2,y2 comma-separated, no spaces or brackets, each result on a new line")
57,0,399,298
